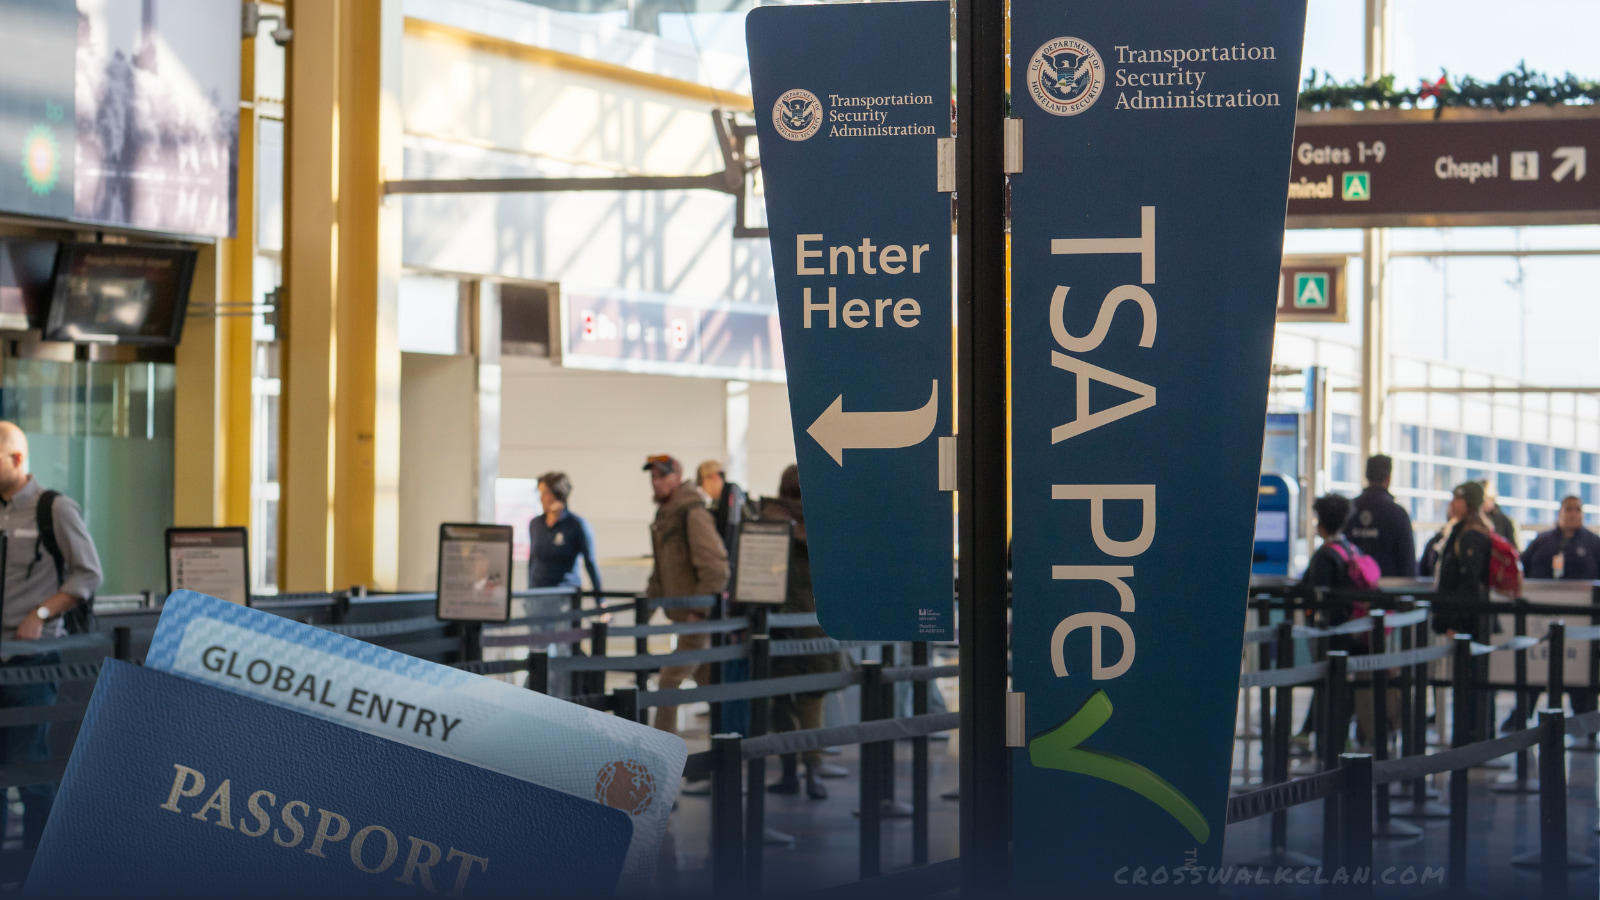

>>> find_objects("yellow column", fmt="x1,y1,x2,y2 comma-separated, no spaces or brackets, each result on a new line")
282,0,402,591
172,28,255,529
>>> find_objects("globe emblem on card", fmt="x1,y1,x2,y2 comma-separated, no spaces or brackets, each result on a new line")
596,759,657,815
1028,37,1104,116
773,89,823,141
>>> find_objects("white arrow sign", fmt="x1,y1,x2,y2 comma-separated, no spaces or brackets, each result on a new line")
808,380,939,465
1553,146,1587,183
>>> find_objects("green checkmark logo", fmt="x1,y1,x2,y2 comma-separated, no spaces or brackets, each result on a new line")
1027,690,1211,843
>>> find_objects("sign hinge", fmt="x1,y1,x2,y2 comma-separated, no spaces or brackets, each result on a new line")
938,436,956,491
936,138,956,192
1003,118,1024,174
1005,692,1026,746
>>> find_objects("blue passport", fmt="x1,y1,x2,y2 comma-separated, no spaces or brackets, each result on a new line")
27,660,632,899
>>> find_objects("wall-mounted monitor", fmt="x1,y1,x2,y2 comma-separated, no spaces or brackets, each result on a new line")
44,243,196,346
0,239,59,331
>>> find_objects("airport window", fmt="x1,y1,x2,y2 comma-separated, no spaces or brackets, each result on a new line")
1408,460,1420,488
1465,434,1489,462
1526,444,1548,470
1498,472,1516,500
1330,413,1353,447
1433,429,1460,459
1465,468,1486,485
1498,440,1520,466
1583,483,1596,506
1555,480,1577,503
1433,465,1458,492
1399,424,1420,453
399,276,465,355
1584,452,1597,476
1527,476,1547,502
1331,451,1354,484
1553,448,1572,472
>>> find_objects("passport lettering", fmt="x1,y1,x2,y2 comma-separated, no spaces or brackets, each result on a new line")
201,645,464,742
161,763,490,896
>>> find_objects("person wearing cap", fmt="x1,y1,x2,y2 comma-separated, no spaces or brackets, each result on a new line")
643,454,729,736
527,472,602,594
1433,481,1494,637
695,460,748,567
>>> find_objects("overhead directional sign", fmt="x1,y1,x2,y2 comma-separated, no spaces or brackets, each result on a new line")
1009,0,1305,887
1286,108,1600,227
747,1,953,640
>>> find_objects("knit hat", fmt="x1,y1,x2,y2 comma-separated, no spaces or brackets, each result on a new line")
1453,481,1485,511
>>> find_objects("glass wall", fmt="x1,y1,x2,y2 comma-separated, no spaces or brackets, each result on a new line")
1,359,176,595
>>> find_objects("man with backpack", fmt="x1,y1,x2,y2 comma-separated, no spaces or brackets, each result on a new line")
0,421,102,848
643,454,729,736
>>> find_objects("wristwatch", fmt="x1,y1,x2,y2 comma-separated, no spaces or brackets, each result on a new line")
34,606,49,621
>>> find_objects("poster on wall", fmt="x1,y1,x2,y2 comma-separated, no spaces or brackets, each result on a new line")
73,0,240,237
436,524,514,623
166,527,250,607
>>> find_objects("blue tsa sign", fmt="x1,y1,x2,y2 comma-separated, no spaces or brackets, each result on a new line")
747,1,953,641
1008,0,1306,888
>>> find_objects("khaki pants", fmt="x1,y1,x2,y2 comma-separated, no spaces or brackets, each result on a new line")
653,632,711,735
773,692,825,767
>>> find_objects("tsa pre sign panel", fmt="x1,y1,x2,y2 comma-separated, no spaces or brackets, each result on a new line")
1008,0,1305,887
746,1,953,641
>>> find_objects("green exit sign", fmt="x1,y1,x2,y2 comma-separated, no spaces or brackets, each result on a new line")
1293,273,1329,309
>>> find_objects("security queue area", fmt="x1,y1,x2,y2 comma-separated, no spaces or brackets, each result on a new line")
0,0,1597,897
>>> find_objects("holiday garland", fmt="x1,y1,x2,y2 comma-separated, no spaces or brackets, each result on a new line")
1298,64,1600,115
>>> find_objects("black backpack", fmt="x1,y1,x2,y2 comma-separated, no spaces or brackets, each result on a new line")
34,490,95,634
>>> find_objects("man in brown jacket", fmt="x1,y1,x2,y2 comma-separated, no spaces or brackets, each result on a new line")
644,454,729,735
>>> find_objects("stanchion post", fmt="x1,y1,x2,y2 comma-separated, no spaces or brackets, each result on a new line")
912,641,930,866
112,626,131,662
1256,596,1274,786
1515,601,1531,771
1448,634,1473,893
1269,619,1295,857
1409,602,1432,806
710,733,746,896
880,644,898,808
588,619,610,696
859,659,883,879
1549,621,1567,714
527,647,551,694
1338,753,1374,888
331,591,350,626
1321,651,1349,863
614,686,640,724
709,594,728,735
744,626,771,891
634,597,650,691
459,621,483,663
1538,708,1569,899
1369,612,1394,832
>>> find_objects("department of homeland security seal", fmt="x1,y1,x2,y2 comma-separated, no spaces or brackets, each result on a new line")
1027,37,1105,116
772,89,823,141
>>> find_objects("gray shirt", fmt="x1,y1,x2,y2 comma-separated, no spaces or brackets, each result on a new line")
0,477,103,638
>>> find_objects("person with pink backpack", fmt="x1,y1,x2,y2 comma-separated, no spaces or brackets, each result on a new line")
1296,494,1386,749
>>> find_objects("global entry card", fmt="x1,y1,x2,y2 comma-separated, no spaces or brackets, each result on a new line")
145,590,686,891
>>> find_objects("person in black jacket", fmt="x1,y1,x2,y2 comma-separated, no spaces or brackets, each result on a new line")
1344,454,1416,577
1522,496,1600,581
1434,481,1494,637
696,460,748,565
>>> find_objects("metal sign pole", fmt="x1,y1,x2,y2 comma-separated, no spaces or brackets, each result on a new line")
955,0,1010,887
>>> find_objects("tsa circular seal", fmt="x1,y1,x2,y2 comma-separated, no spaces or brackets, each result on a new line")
772,89,823,141
1027,37,1105,116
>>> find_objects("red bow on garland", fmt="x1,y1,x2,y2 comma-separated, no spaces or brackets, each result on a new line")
1419,74,1449,102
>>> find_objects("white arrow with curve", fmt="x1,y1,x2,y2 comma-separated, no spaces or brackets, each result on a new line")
1552,146,1586,183
807,380,939,465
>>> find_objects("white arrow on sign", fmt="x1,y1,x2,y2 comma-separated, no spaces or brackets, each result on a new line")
1553,146,1586,183
808,380,939,466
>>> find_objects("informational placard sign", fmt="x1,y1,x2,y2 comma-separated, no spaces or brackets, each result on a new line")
166,527,250,607
436,524,513,623
747,0,953,640
732,520,791,605
1008,0,1306,886
1286,109,1598,228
